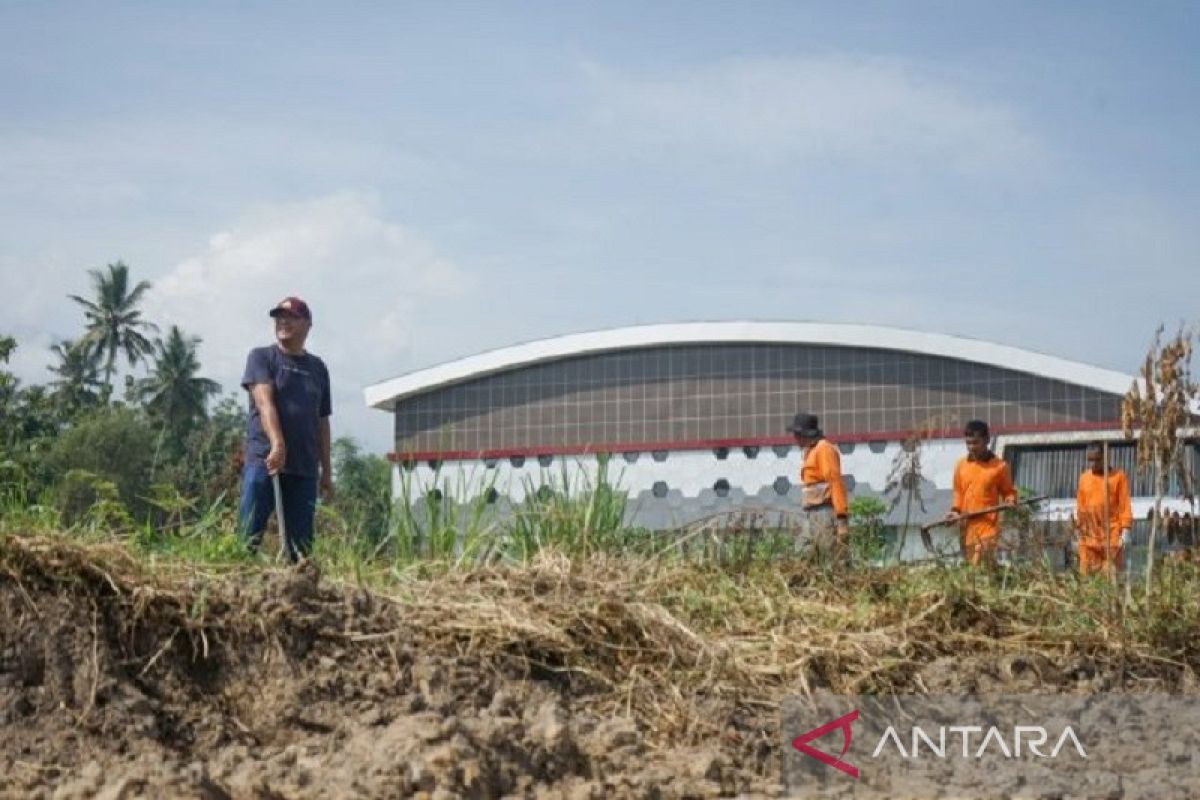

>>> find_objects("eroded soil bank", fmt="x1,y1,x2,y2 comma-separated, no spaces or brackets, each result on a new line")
1,536,1195,799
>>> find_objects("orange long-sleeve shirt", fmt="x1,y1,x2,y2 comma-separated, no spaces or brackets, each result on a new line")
952,454,1016,541
1076,469,1133,547
800,438,848,517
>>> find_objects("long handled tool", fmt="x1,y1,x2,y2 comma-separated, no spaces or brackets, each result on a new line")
919,495,1049,554
271,472,289,562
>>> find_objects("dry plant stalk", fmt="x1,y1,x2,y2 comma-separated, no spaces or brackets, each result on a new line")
885,414,956,561
1121,324,1198,593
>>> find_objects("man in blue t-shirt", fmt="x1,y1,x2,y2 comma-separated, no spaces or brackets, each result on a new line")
239,296,332,562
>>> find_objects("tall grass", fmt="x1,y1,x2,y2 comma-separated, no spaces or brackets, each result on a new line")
5,455,1200,643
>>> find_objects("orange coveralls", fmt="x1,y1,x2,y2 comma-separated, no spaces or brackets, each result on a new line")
797,438,849,561
1075,469,1133,576
800,438,848,518
952,454,1016,565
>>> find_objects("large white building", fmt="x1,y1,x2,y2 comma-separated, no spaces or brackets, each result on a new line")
364,322,1197,542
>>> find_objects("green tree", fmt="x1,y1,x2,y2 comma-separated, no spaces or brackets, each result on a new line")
0,336,22,465
0,338,60,490
138,326,220,449
47,406,156,519
331,437,393,543
68,261,158,388
158,394,246,506
48,338,104,417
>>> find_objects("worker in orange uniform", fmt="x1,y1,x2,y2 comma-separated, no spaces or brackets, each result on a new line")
788,413,849,565
1075,441,1132,577
943,420,1016,567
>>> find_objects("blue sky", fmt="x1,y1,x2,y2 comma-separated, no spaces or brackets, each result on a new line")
2,1,1197,448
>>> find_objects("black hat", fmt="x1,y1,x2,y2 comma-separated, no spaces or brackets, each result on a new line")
787,413,822,438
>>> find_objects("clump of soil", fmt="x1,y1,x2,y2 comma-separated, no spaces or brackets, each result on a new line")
0,539,759,799
0,536,1195,799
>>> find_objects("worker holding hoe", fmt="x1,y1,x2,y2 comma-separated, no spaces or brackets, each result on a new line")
944,420,1016,567
238,296,333,563
789,413,850,566
1074,441,1132,578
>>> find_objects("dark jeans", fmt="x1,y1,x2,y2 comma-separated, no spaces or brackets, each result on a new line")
238,463,317,562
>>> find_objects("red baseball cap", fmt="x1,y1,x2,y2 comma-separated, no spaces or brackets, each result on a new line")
268,296,312,321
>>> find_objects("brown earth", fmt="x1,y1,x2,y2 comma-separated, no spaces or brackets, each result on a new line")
0,536,1195,799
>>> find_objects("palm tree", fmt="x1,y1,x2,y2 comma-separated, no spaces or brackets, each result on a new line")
48,338,104,416
138,326,220,444
68,262,159,388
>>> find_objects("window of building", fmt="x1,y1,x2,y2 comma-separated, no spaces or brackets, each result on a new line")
773,445,791,458
652,450,669,462
509,455,526,468
773,477,791,495
743,446,760,459
714,479,731,498
537,454,554,467
714,447,730,460
652,481,668,498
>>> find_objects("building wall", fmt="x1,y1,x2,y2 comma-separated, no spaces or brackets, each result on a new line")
393,438,964,532
393,344,1122,456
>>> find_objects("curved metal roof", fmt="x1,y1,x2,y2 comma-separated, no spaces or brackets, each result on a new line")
363,321,1134,411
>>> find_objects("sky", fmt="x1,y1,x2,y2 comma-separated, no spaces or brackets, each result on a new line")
2,1,1198,450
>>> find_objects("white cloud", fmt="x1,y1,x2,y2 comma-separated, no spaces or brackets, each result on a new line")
146,192,474,445
579,56,1042,173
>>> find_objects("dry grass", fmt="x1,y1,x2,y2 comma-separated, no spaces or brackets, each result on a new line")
3,531,1200,753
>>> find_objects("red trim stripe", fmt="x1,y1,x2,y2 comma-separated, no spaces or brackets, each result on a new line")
386,420,1123,463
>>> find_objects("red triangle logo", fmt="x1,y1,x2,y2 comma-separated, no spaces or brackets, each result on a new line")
791,708,859,779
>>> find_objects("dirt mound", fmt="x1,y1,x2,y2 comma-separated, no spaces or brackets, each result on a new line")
1,535,1197,798
0,539,757,799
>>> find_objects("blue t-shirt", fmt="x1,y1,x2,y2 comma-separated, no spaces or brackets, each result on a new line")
241,346,332,477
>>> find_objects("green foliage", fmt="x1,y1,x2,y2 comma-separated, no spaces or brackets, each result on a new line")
848,495,889,564
58,469,135,532
330,437,393,543
139,325,220,457
390,466,502,565
502,456,640,561
48,338,104,418
68,261,158,387
162,395,246,506
47,406,156,519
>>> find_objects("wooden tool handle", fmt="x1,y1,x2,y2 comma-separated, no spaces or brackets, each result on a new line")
920,495,1049,533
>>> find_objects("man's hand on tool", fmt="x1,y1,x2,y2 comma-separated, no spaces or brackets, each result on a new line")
943,510,961,525
319,472,334,501
266,441,287,475
835,518,849,538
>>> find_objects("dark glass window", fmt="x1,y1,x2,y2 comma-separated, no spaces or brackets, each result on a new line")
393,344,1123,455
